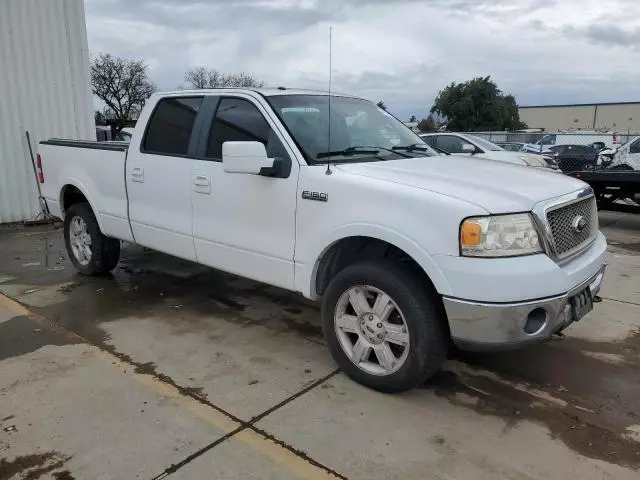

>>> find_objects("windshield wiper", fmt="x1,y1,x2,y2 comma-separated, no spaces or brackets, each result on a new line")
392,143,431,152
424,144,450,155
317,146,411,159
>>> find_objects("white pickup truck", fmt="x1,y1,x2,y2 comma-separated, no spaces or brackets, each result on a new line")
38,88,607,392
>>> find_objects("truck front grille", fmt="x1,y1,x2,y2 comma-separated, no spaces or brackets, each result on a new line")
546,196,597,259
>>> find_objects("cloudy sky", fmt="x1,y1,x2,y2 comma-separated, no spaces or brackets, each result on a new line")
85,0,640,120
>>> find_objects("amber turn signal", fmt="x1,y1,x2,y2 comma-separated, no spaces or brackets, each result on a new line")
460,221,482,246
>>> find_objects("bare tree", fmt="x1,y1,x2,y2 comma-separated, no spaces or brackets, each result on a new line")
184,66,265,89
91,53,156,133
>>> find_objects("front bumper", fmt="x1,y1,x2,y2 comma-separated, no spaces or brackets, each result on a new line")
444,265,606,351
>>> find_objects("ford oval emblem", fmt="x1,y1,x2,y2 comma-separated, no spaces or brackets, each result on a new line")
572,215,588,233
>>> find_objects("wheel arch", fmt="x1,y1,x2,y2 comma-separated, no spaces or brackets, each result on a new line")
308,226,452,300
59,180,105,232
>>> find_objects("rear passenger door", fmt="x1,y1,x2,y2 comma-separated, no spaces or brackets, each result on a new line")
127,96,204,261
191,95,299,290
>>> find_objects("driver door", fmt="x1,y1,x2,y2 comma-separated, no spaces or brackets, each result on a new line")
191,95,299,289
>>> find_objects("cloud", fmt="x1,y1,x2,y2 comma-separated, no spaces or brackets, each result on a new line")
583,24,640,47
85,0,640,120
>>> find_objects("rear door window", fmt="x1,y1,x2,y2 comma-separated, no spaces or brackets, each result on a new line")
143,97,204,156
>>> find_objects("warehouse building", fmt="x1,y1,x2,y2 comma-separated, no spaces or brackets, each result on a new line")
0,0,94,223
519,102,640,133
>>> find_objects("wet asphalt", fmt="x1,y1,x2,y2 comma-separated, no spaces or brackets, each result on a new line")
0,209,639,479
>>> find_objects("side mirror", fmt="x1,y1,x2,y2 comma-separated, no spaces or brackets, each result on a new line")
462,143,476,154
222,141,278,176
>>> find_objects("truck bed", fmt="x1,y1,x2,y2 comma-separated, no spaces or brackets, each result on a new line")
41,139,129,152
39,139,133,241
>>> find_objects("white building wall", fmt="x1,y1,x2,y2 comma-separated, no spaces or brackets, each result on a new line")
0,0,94,223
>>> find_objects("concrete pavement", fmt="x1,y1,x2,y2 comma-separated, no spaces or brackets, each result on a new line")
0,211,639,479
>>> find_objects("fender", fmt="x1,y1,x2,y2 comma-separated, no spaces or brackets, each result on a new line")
297,223,453,299
58,177,105,233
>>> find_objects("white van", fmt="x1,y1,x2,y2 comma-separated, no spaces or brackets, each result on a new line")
523,132,618,153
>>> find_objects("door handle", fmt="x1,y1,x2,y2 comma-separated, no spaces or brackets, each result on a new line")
193,175,210,187
130,167,144,182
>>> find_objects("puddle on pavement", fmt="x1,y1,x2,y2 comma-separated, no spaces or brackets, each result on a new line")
0,226,322,348
0,451,71,480
427,331,640,470
2,225,639,471
426,367,640,470
0,315,81,362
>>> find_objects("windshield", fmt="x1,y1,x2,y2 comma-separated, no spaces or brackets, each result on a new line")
466,134,504,151
267,95,435,164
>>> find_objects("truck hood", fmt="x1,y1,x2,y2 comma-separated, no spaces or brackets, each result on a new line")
336,156,587,213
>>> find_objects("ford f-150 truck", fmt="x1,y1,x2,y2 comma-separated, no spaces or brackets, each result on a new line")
38,88,607,392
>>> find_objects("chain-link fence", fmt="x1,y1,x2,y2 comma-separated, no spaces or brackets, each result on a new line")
469,131,639,146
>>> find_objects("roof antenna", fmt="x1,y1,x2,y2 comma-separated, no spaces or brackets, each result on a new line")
325,26,333,175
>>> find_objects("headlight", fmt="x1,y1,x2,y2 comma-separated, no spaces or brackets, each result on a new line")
460,214,543,257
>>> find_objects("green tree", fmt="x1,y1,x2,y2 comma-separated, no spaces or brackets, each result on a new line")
376,101,387,110
431,76,526,131
417,115,437,132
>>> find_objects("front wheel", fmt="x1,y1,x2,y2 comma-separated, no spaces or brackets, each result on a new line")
321,260,448,393
64,203,120,275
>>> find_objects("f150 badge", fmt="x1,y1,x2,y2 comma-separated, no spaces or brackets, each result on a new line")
302,191,328,202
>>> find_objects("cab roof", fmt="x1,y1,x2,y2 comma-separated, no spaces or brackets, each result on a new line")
157,87,357,98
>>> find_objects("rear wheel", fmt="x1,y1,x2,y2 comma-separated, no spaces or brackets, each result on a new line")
321,260,448,393
64,203,120,275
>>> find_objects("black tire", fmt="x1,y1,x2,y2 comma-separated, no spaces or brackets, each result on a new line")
321,260,448,393
64,203,120,275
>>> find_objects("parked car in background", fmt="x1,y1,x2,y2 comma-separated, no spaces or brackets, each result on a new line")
543,145,599,173
96,125,112,142
114,127,134,143
420,133,550,168
495,141,526,152
522,132,618,154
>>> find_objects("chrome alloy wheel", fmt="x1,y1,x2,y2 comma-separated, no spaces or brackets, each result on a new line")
334,285,410,376
69,216,92,266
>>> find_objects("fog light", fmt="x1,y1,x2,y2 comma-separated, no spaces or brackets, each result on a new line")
524,308,547,335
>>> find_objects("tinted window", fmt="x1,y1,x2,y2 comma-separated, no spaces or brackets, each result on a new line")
207,98,288,161
630,138,640,154
436,135,466,154
143,97,204,155
422,136,437,147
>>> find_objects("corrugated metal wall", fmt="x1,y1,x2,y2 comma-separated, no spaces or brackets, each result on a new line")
0,0,94,223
